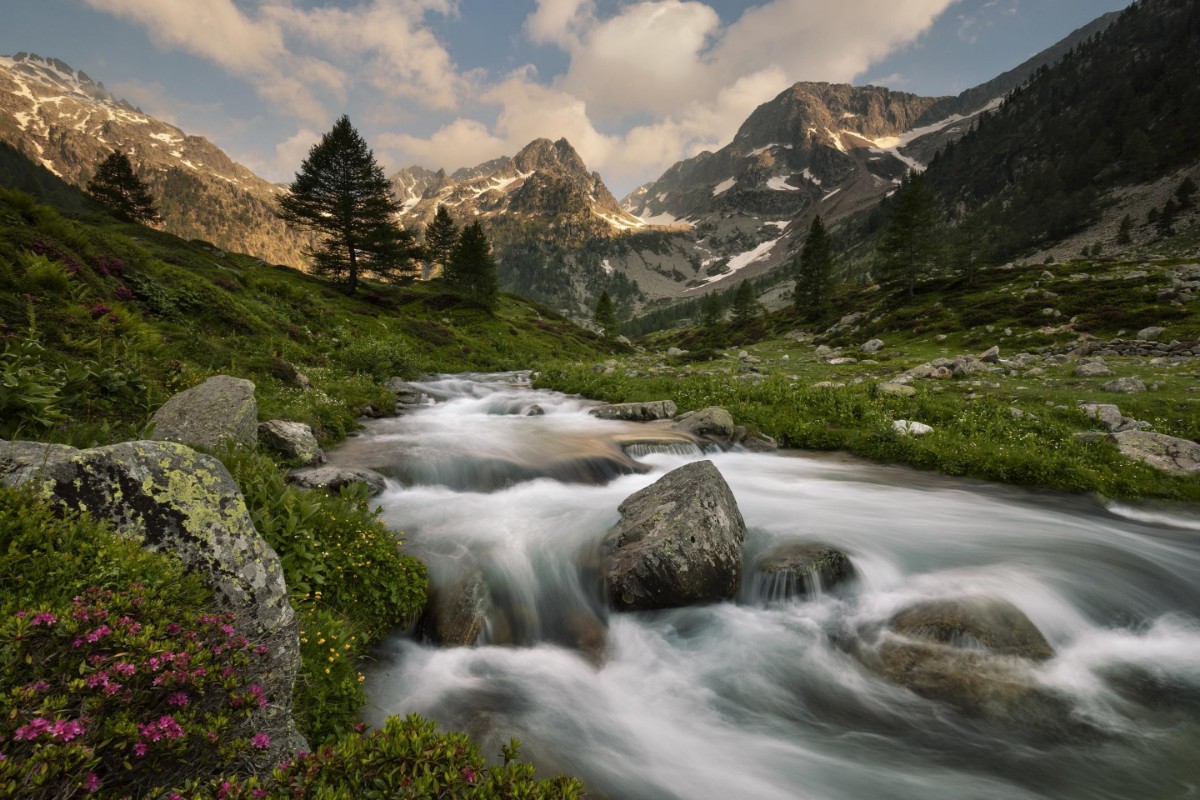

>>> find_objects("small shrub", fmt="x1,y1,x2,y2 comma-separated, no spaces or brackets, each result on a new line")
336,332,414,381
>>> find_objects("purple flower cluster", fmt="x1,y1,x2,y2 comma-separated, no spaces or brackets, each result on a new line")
13,717,87,742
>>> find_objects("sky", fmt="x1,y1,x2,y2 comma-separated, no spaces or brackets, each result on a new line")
1,0,1132,196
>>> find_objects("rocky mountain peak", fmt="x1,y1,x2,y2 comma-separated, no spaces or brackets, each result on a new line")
513,137,590,177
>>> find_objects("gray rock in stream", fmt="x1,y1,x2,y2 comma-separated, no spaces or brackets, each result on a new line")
417,569,491,647
590,400,677,421
672,407,736,442
603,460,746,611
286,465,387,496
751,542,856,601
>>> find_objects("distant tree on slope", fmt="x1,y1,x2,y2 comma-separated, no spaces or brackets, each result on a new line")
277,115,417,293
87,151,160,224
731,280,760,326
795,215,833,316
422,205,459,279
878,172,942,297
445,221,499,310
593,290,619,339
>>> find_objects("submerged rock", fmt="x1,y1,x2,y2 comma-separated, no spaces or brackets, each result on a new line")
417,569,491,647
149,375,258,449
751,542,856,601
590,400,678,422
603,460,746,611
0,439,305,763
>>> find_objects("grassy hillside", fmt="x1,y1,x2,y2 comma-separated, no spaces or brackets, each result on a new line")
0,185,612,446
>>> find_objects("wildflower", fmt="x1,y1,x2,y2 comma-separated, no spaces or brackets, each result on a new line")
84,772,101,793
30,612,57,626
251,732,271,750
134,742,148,757
167,691,190,707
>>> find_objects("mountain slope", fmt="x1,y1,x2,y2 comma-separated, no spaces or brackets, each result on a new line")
0,52,309,267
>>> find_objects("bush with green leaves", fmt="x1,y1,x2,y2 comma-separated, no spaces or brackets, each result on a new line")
335,330,415,381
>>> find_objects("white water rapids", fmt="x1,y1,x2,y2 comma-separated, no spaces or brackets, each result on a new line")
339,373,1200,799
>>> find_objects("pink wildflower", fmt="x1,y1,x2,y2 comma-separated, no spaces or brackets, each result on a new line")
250,732,271,750
167,692,189,707
84,772,100,793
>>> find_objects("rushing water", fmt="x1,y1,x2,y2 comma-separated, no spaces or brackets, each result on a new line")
342,373,1200,800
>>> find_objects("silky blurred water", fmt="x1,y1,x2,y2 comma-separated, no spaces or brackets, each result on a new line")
345,373,1200,800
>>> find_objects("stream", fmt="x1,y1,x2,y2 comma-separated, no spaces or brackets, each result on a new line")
338,373,1200,800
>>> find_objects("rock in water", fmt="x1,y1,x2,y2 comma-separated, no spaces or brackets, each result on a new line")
417,569,491,646
0,439,305,763
150,375,258,449
1112,430,1200,475
590,400,678,421
603,460,746,611
672,407,736,441
286,465,388,496
887,597,1053,659
752,542,856,601
259,420,324,465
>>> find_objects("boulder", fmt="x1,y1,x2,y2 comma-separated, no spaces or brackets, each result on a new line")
1078,402,1147,433
269,357,310,390
735,429,779,453
603,461,747,611
1102,377,1147,393
752,542,856,601
1074,362,1115,378
666,347,686,357
862,339,885,354
827,357,859,366
951,356,989,377
259,420,324,465
149,375,257,449
877,383,916,397
1136,326,1165,341
977,346,1000,363
590,400,678,422
673,407,736,441
1112,431,1200,475
814,345,837,359
0,440,305,764
384,378,428,405
524,404,545,417
287,465,387,496
893,420,933,437
416,569,491,647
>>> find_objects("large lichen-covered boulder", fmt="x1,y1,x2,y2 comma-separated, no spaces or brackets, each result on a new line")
149,375,258,449
590,400,678,422
859,596,1071,732
0,439,306,765
749,542,856,601
1112,430,1200,475
259,420,324,466
603,460,746,611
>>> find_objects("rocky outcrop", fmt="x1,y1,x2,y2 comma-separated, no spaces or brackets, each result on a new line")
150,375,257,449
417,569,491,647
672,407,736,442
0,439,305,765
286,465,388,496
1079,403,1148,433
1111,430,1200,475
590,400,678,422
258,420,324,465
750,542,855,601
603,461,746,611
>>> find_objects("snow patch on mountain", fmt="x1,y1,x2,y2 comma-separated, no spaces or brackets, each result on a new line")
766,175,801,192
712,178,737,196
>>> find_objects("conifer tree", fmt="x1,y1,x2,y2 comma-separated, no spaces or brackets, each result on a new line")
278,115,416,293
593,290,619,339
878,172,942,297
87,152,160,224
1116,214,1134,245
795,215,833,315
445,221,499,310
731,280,759,327
701,291,724,328
423,205,459,279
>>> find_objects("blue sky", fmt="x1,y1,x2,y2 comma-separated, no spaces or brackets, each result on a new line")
1,0,1130,195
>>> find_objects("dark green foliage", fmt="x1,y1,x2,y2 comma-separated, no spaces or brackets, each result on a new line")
86,151,160,224
1175,176,1197,209
593,290,619,338
422,204,459,277
444,221,500,310
1117,213,1134,245
277,116,417,293
795,215,833,315
731,279,759,326
878,172,942,296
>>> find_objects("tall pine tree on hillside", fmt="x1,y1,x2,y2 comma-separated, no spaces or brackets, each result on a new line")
87,152,160,224
422,205,459,279
795,215,833,316
878,172,942,297
731,280,760,327
445,221,500,310
278,116,416,293
593,290,619,339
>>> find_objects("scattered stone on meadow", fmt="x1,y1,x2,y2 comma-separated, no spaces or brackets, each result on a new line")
1078,402,1149,433
784,330,810,343
667,347,687,357
812,381,845,389
590,400,678,422
1102,377,1147,393
780,354,790,362
1009,408,1038,420
258,420,324,465
1074,362,1115,377
1074,431,1109,442
827,357,859,366
935,334,948,342
877,383,916,397
815,344,837,359
892,420,933,437
603,460,746,611
1137,326,1165,341
615,335,632,346
149,375,258,449
978,346,1001,363
1070,273,1091,282
1111,430,1200,475
862,338,885,354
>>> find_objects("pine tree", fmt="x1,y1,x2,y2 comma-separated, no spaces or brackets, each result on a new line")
878,172,942,297
795,215,833,315
1176,177,1197,210
277,115,416,293
951,207,988,287
444,221,499,310
731,280,759,327
701,292,724,328
423,205,459,279
1117,214,1134,245
593,291,619,339
86,152,160,224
